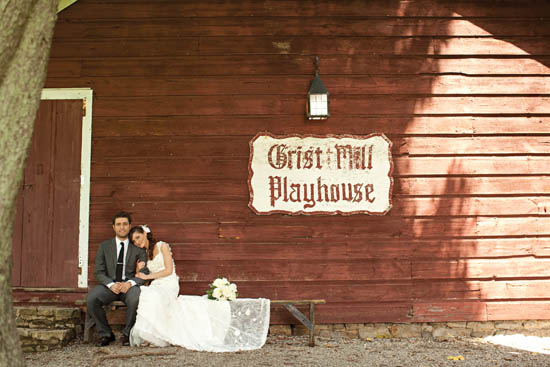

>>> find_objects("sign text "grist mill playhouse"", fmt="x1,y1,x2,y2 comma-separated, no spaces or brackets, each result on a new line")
248,133,393,215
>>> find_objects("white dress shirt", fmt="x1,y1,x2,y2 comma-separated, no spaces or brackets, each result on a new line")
106,237,136,288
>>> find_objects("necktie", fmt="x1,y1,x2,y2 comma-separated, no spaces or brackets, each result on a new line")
115,242,124,282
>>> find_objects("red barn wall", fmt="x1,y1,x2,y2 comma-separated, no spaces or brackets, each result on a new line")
46,0,550,323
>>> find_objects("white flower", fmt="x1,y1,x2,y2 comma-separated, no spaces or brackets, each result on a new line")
229,283,237,292
222,286,233,299
212,287,223,300
213,278,226,288
141,225,151,233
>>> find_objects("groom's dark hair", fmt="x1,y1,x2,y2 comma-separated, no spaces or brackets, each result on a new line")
112,211,132,224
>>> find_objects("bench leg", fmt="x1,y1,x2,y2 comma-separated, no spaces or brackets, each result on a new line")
309,303,315,347
84,311,95,343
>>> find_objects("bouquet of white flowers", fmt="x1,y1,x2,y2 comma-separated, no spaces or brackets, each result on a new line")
206,277,238,301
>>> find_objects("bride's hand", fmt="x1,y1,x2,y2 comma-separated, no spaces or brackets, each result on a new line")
136,261,146,272
136,272,149,280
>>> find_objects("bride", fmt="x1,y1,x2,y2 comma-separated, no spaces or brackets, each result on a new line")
128,225,270,351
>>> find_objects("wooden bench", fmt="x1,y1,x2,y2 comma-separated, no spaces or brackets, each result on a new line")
78,298,326,346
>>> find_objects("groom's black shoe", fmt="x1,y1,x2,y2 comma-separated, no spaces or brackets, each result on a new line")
121,334,130,346
97,334,115,347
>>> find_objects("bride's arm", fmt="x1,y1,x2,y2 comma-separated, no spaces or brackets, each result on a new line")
137,242,174,280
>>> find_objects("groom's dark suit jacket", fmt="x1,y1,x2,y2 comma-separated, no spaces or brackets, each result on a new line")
94,238,148,286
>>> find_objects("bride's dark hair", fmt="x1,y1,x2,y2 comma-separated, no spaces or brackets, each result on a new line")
129,225,156,260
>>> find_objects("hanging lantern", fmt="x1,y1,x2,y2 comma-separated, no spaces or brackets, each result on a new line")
307,56,330,120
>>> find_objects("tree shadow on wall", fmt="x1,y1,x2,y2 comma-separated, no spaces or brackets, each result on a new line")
316,0,529,324
384,0,484,325
365,0,546,325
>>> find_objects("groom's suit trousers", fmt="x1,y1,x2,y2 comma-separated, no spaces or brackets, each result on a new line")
87,284,141,337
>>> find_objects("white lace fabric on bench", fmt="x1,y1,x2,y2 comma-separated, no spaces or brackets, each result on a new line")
132,296,271,352
130,242,270,351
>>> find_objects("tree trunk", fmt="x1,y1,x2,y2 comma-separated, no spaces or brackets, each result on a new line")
0,1,58,365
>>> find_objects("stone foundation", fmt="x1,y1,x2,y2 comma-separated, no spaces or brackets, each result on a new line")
270,320,550,340
15,304,550,350
18,328,76,352
15,306,82,352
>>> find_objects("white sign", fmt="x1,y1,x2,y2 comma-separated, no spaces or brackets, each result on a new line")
248,133,393,215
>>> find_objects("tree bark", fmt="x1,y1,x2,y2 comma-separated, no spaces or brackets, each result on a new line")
0,1,58,365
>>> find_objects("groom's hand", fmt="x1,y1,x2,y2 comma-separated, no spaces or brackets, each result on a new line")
109,283,121,294
119,281,132,294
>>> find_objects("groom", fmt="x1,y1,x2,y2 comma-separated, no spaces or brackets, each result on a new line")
86,211,148,347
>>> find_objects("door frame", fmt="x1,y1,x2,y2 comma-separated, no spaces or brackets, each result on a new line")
41,88,93,288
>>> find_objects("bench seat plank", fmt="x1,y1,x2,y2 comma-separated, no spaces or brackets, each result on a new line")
272,300,326,305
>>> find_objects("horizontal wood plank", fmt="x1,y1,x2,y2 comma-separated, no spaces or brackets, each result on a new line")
89,196,550,219
413,259,550,280
396,177,550,196
180,281,411,302
198,37,549,56
73,56,550,77
61,1,550,19
407,238,544,259
393,196,550,216
396,137,550,156
77,279,550,303
90,156,550,179
46,60,81,77
87,237,545,261
89,177,550,204
393,157,550,176
90,179,248,201
87,217,550,243
53,18,550,38
50,39,199,58
412,280,550,301
91,116,550,137
333,96,550,116
91,136,550,158
91,96,550,117
90,158,247,180
486,301,550,320
412,301,487,322
215,217,550,241
46,75,550,96
49,36,550,58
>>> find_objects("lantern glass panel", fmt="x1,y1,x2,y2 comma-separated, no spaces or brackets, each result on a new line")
309,94,328,117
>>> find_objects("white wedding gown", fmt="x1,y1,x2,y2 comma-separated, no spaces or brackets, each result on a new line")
130,242,270,352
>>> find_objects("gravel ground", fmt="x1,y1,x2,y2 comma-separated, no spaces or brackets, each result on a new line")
24,334,550,367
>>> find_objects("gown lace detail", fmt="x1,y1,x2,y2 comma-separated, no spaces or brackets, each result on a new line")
130,242,270,352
